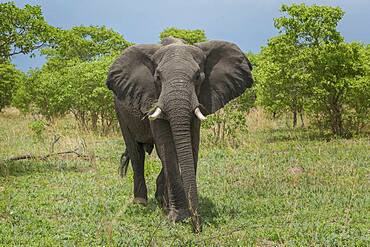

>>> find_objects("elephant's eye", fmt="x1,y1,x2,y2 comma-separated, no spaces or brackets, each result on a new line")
194,71,204,83
155,72,161,81
194,71,201,81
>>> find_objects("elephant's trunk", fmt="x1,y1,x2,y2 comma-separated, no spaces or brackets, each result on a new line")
165,90,202,233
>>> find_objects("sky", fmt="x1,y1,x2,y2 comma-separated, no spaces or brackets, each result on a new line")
3,0,370,71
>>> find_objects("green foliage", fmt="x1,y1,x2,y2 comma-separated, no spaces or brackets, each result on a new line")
256,3,369,135
275,4,344,45
203,98,251,147
307,42,368,136
14,25,130,131
65,56,117,131
13,67,72,119
0,62,24,111
255,35,310,122
28,119,46,140
14,56,117,131
0,2,57,60
344,45,370,131
160,27,207,44
237,87,256,112
42,25,131,62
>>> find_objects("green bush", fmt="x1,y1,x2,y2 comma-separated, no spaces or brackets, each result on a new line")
13,68,72,119
14,56,117,132
66,56,117,131
0,63,24,111
160,27,206,44
29,119,46,140
202,92,254,147
13,25,130,132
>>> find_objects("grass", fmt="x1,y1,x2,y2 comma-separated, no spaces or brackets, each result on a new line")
0,108,369,246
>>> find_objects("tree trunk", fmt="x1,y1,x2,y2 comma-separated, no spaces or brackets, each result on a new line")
330,104,343,136
293,110,297,128
328,95,344,136
91,112,98,131
300,111,305,128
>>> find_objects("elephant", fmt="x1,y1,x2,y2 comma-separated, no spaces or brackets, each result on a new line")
106,37,253,232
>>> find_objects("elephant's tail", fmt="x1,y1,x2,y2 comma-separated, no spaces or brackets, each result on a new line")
119,149,130,177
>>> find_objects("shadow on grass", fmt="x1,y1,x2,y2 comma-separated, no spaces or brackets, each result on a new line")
262,127,332,143
124,199,160,217
123,195,221,226
199,196,221,225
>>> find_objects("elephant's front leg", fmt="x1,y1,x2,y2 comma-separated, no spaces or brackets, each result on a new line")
151,120,190,222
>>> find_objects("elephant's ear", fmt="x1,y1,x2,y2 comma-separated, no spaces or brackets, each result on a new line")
195,41,253,115
106,44,161,114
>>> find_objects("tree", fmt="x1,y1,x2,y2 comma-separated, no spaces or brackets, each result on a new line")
0,62,24,110
256,4,367,135
14,25,129,131
64,56,116,131
160,27,206,44
345,44,370,132
0,2,55,111
13,67,72,119
255,34,311,127
0,2,56,61
14,56,116,130
274,4,344,46
309,42,369,136
41,25,132,63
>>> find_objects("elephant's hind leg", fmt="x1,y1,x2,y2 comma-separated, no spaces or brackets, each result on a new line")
131,143,148,205
119,149,130,177
121,126,148,206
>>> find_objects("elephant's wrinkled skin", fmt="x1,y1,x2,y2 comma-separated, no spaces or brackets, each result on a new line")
106,37,253,232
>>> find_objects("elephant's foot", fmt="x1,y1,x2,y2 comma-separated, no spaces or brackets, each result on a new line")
167,208,190,222
133,197,148,206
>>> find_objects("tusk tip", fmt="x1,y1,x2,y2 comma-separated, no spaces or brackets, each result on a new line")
148,107,162,121
195,108,206,121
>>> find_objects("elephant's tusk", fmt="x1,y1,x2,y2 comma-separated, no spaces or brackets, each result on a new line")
148,107,162,121
194,107,206,121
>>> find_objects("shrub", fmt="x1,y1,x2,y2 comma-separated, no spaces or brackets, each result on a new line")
0,63,24,111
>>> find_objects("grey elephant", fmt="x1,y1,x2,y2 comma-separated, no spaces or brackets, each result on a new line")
106,37,253,232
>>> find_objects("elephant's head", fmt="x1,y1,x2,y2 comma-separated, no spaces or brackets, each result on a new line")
107,37,253,232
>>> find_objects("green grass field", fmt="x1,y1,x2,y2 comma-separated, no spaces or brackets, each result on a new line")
0,109,369,246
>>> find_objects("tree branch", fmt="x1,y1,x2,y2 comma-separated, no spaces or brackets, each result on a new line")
2,149,91,163
8,42,47,57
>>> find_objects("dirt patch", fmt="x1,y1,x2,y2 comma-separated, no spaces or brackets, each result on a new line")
1,107,20,117
287,166,304,175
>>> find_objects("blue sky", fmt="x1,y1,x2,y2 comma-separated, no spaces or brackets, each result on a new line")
3,0,370,71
